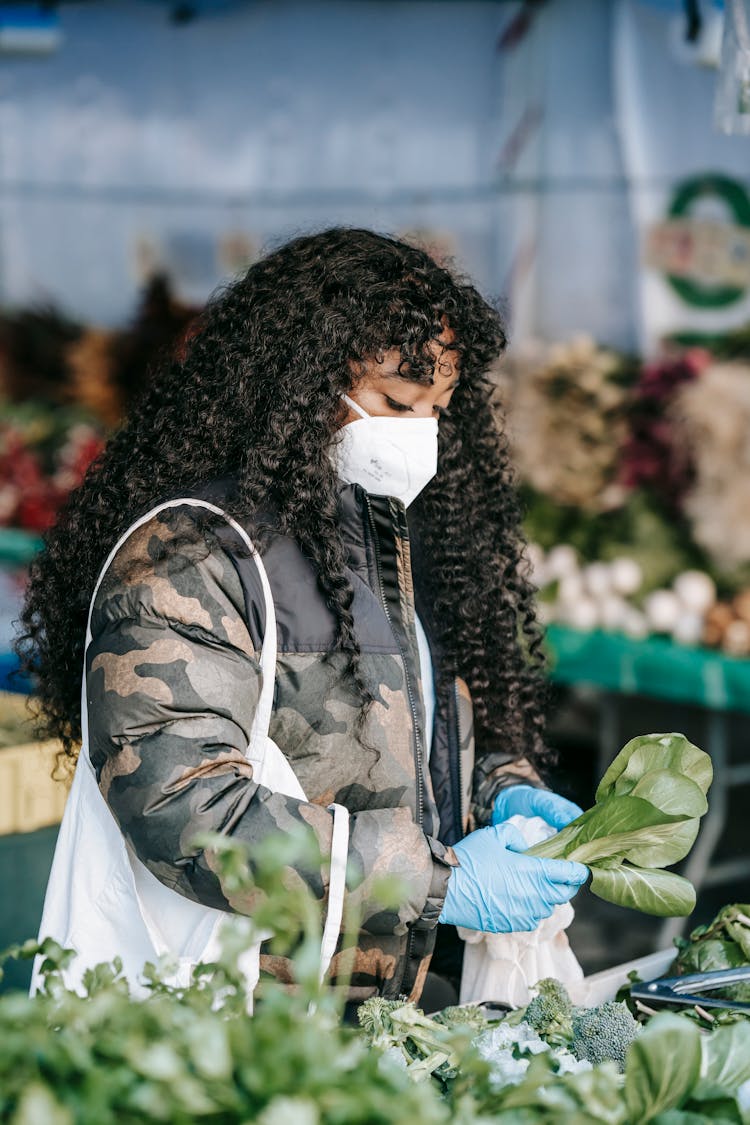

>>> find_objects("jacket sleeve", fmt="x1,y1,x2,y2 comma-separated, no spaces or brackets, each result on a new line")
470,751,547,829
86,508,454,938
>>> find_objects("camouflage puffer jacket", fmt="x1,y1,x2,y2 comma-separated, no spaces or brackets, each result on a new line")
86,475,542,1003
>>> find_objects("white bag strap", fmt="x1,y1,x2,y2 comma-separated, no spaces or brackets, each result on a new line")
81,497,276,758
82,496,349,982
319,801,349,979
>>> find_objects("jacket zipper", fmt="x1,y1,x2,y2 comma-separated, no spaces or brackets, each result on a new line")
364,496,425,830
452,679,464,840
364,496,424,992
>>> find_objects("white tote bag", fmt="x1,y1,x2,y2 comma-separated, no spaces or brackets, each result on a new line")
30,498,350,1006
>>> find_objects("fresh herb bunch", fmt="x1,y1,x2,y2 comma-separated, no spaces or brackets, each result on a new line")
0,939,448,1125
528,733,712,916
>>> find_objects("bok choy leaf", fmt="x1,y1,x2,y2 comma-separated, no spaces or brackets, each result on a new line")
527,734,712,917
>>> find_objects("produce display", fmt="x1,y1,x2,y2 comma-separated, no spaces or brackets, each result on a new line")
531,541,750,656
4,300,750,653
1,731,744,1124
357,975,750,1121
0,278,196,535
503,335,750,654
5,904,750,1123
530,543,721,647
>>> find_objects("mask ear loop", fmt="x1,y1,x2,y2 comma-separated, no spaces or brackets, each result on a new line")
342,393,370,420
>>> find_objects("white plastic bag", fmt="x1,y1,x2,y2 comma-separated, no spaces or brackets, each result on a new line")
458,814,583,1008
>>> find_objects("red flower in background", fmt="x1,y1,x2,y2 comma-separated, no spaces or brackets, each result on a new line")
52,424,105,496
619,349,709,511
0,420,104,533
16,488,60,532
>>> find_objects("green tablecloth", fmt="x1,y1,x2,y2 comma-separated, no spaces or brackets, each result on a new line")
0,527,42,567
545,625,750,714
0,825,58,992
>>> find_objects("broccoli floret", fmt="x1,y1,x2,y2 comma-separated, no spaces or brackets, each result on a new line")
433,1005,487,1033
357,996,406,1038
524,978,574,1047
571,1000,640,1072
357,998,463,1080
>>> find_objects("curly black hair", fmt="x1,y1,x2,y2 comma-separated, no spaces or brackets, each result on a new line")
16,226,550,770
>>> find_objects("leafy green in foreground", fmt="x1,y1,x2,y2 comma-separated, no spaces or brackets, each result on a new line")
1,832,446,1125
528,733,712,916
3,826,750,1123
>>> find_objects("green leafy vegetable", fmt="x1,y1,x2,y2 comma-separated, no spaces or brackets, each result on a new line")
673,903,750,1003
624,1013,702,1123
0,833,453,1125
470,989,750,1123
7,888,750,1122
589,865,696,916
528,734,712,916
652,1111,737,1124
700,1020,750,1090
596,734,713,802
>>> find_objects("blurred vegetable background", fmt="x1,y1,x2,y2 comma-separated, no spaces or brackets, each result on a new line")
499,333,750,655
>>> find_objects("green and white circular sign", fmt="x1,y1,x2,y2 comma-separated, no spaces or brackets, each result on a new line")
665,174,750,308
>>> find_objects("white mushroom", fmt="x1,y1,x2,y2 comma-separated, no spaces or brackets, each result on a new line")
558,572,586,606
644,589,682,634
609,557,643,597
545,544,579,581
673,570,717,616
583,562,612,599
599,595,629,632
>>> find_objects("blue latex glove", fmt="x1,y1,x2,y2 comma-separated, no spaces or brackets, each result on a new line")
438,823,588,933
492,785,583,831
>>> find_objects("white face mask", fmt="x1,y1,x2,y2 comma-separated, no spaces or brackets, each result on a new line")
331,394,439,508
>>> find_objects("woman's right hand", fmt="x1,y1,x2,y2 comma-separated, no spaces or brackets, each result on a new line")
438,823,588,934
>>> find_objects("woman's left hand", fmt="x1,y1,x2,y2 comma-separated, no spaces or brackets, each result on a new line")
491,785,583,831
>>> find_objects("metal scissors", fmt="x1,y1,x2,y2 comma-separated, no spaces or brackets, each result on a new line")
631,966,750,1012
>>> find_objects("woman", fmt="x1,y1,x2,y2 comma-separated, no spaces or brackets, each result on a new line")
19,227,586,1007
